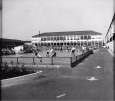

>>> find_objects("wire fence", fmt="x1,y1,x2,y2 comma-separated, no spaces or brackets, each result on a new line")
2,50,92,68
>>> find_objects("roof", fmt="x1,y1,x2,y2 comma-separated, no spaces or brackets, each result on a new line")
32,30,102,37
0,38,24,43
106,14,115,37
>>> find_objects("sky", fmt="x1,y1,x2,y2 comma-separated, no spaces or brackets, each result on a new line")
2,0,114,41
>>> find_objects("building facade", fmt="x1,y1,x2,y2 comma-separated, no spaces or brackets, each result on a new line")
31,30,103,47
105,14,115,52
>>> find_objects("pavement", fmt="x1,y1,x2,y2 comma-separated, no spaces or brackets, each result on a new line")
107,48,115,57
1,47,114,100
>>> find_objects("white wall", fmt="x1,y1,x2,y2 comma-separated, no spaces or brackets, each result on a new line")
14,45,24,54
106,40,114,53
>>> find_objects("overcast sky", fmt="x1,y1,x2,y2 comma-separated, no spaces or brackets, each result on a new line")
2,0,114,41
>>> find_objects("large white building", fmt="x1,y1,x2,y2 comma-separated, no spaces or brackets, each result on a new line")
105,14,115,53
31,30,103,47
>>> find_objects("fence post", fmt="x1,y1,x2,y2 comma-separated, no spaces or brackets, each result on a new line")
33,57,35,65
51,57,53,65
17,57,19,65
40,57,42,62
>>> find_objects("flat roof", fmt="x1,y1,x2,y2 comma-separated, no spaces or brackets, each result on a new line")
0,38,24,43
32,30,102,37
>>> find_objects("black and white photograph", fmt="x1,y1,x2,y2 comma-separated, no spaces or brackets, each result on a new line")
0,0,114,100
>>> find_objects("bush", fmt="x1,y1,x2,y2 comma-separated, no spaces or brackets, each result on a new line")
0,62,35,80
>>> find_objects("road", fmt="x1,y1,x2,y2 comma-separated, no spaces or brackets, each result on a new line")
1,48,114,100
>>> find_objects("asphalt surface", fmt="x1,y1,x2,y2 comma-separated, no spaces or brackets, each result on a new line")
1,48,114,100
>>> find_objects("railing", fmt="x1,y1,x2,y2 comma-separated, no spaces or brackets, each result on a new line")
2,50,92,68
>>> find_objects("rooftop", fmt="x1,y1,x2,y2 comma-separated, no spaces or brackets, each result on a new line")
0,38,24,43
32,30,102,37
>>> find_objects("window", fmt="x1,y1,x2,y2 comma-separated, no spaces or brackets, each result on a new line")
81,35,83,40
70,36,73,40
44,37,46,41
67,36,69,40
88,35,91,39
57,36,60,40
47,37,50,41
54,36,56,40
84,35,87,39
51,37,53,40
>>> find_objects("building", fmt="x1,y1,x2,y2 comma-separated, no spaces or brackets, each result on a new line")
0,38,24,49
31,30,103,47
105,14,115,53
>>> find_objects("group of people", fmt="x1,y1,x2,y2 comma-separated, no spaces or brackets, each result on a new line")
34,49,41,57
34,48,56,58
34,45,91,58
46,48,56,57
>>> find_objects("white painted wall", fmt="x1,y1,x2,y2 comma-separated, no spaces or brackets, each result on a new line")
106,40,114,53
14,45,24,54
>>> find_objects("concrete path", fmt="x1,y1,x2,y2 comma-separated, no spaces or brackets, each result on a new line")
1,47,114,100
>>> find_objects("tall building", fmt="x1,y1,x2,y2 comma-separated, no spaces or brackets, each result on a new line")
105,14,115,53
31,30,103,47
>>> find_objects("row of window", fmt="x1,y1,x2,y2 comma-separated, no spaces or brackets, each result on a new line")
40,35,92,41
33,41,103,46
33,36,102,41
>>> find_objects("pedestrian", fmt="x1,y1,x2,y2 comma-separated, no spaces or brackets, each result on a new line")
46,49,50,57
60,46,63,51
52,50,56,57
71,46,75,56
35,49,38,56
20,48,23,57
82,45,85,53
67,46,69,52
37,53,41,57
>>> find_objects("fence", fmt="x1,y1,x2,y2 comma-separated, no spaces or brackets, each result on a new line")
2,50,92,68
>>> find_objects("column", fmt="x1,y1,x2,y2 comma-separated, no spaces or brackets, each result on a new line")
83,35,84,45
87,35,88,46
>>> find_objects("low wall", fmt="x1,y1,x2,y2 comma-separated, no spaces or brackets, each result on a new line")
1,50,92,87
71,50,92,67
1,71,43,87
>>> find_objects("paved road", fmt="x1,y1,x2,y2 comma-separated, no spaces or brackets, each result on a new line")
1,48,114,100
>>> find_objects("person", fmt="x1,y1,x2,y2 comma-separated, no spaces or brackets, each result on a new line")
52,49,56,57
20,48,23,57
50,48,53,53
67,46,69,52
46,49,50,57
37,53,41,57
35,51,42,62
35,50,38,56
71,46,75,56
60,46,63,51
82,45,85,53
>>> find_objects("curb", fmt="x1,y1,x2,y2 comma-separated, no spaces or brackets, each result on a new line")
1,71,43,87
